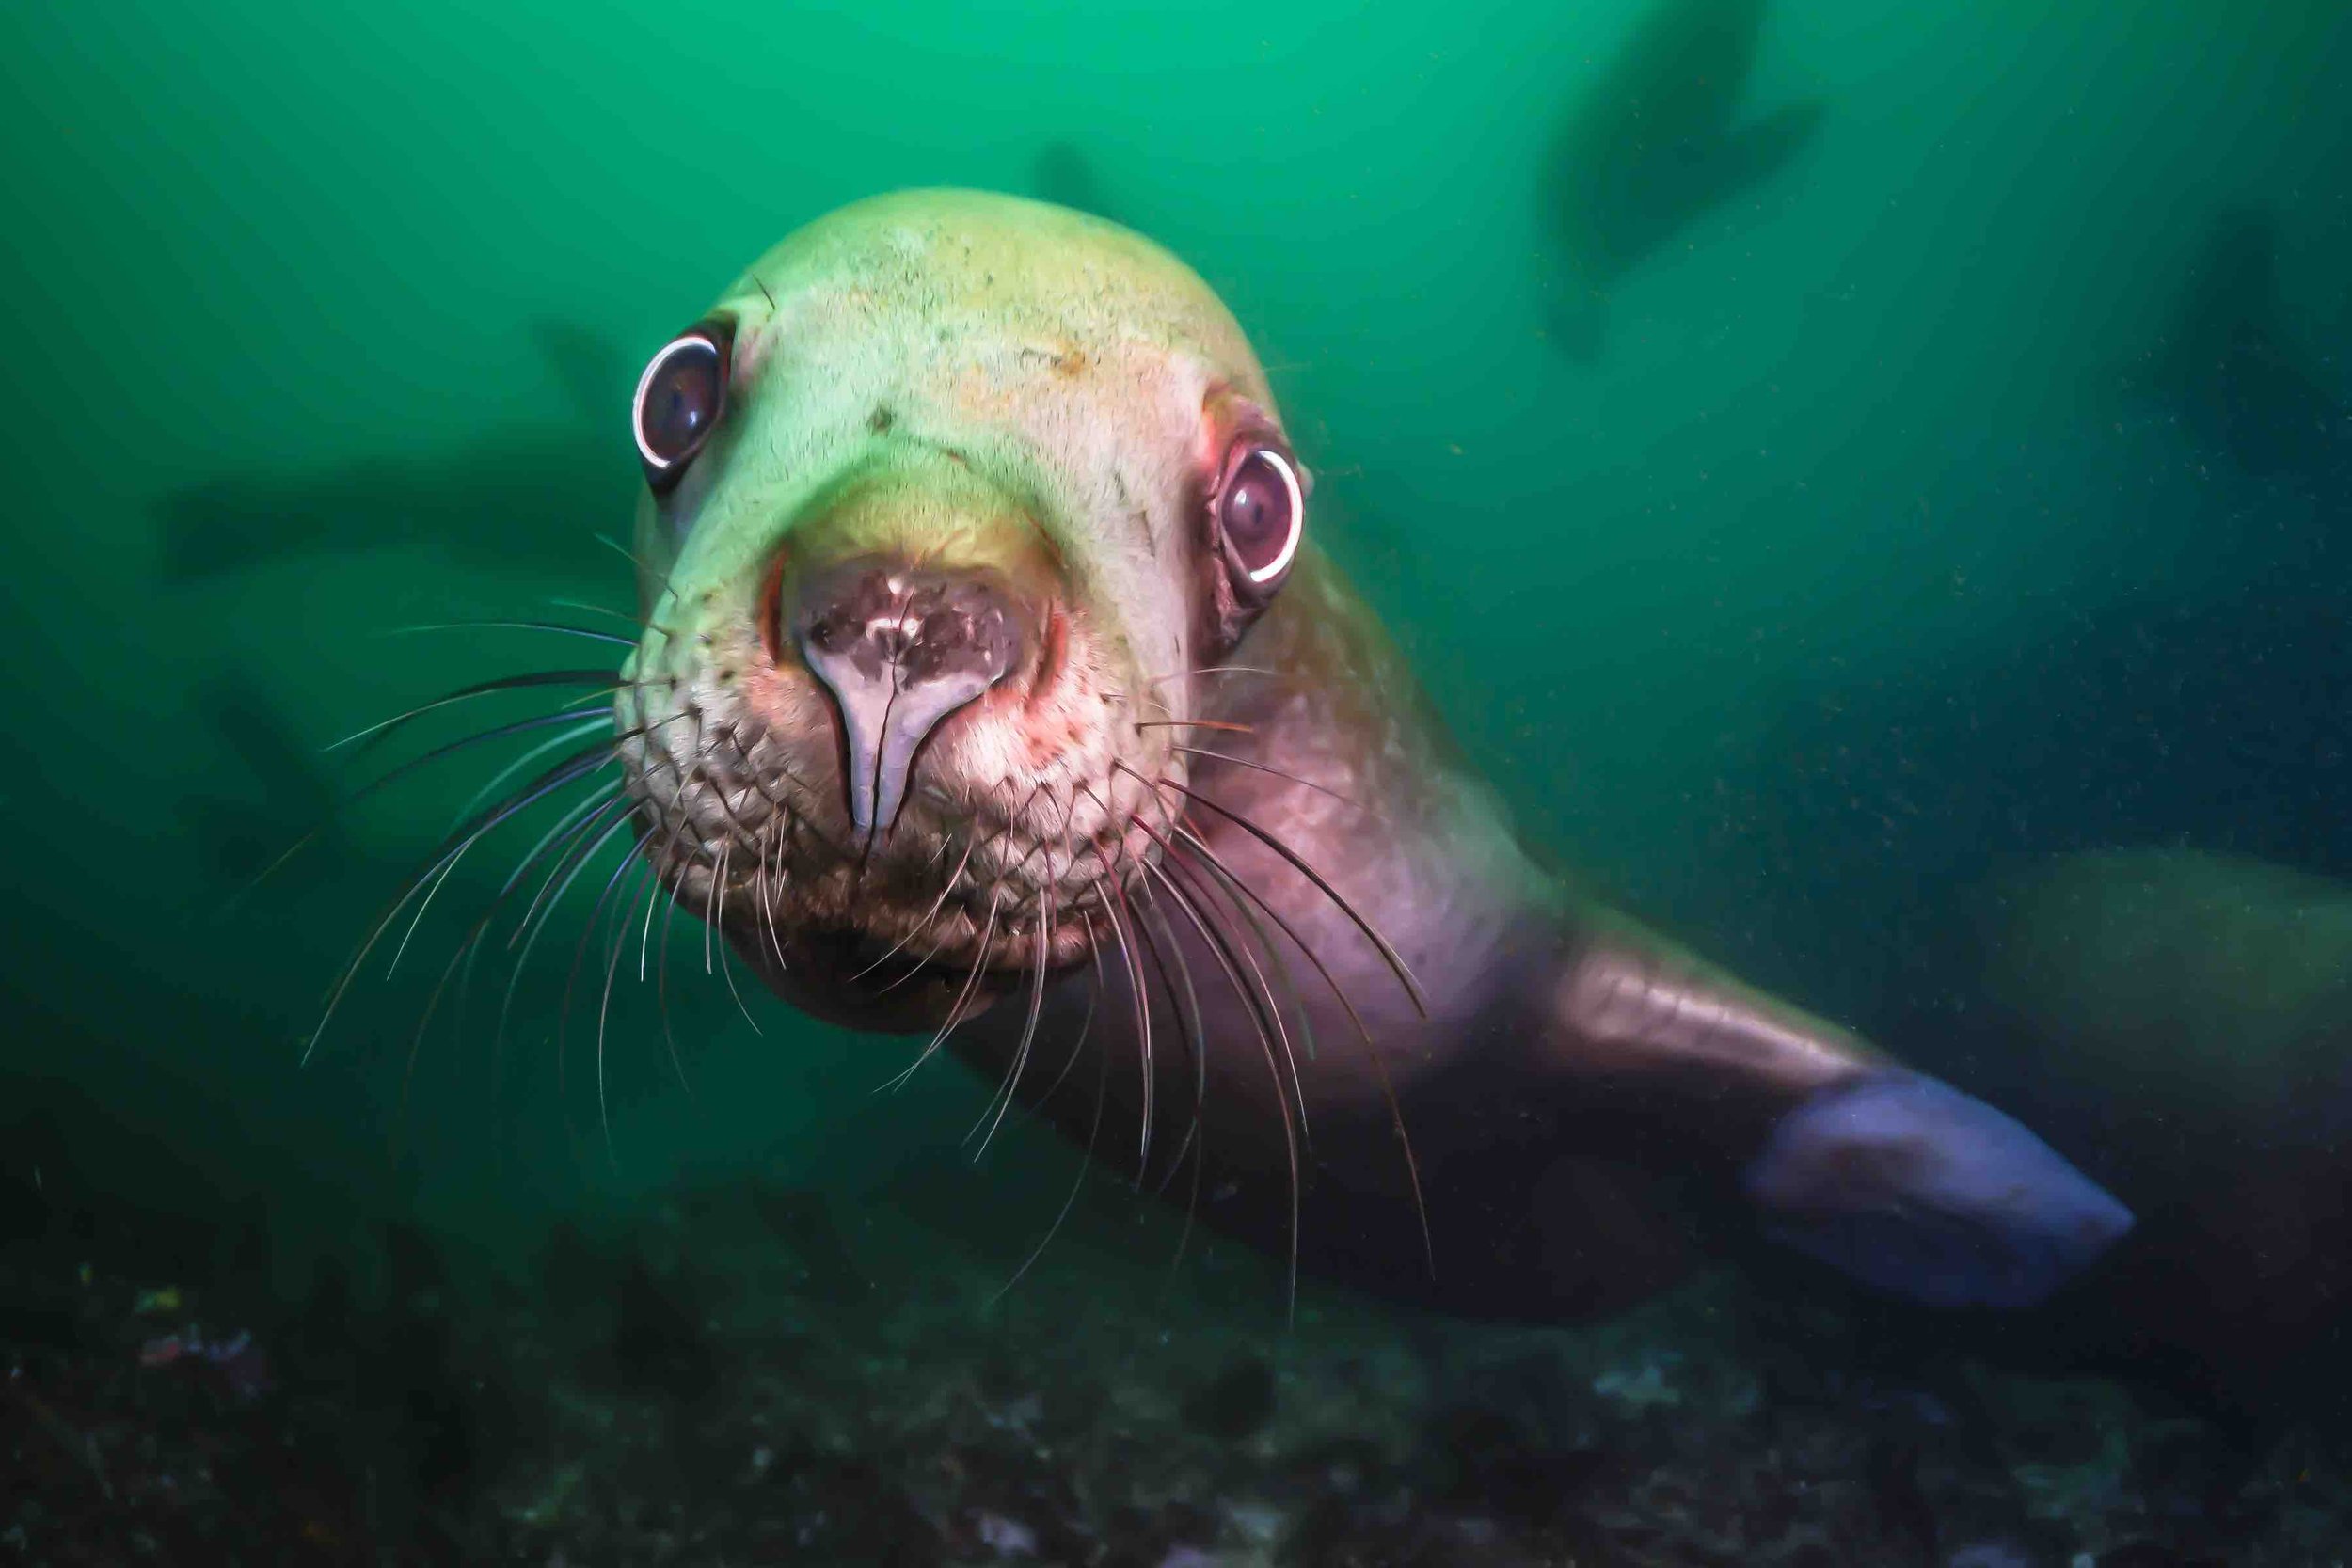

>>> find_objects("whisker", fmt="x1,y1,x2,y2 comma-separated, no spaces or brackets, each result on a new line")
878,898,1000,1094
498,800,641,1063
708,839,767,1039
446,783,625,1069
649,849,698,1101
325,670,623,753
556,838,646,1164
637,841,665,983
969,892,1055,1160
1038,923,1104,1107
637,725,712,986
411,770,626,1114
305,737,625,1063
1143,664,1285,689
1164,844,1312,1135
1099,865,1156,1173
453,716,615,826
627,707,712,994
507,785,638,958
873,915,967,995
849,833,980,983
1137,853,1300,1323
716,939,766,1038
1127,884,1205,1196
382,619,637,649
400,775,625,1105
1129,764,1319,1073
594,860,660,1168
869,810,1029,994
755,818,790,978
593,531,674,594
486,709,693,958
230,702,614,912
546,596,635,623
548,598,691,650
988,940,1108,1308
1150,840,1311,1150
1133,719,1253,735
1114,782,1208,1195
1168,744,1377,819
705,833,724,976
1175,830,1435,1281
1136,882,1213,1292
1127,764,1428,1018
382,832,477,981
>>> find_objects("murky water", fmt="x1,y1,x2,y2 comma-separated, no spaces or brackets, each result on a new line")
3,2,2347,1560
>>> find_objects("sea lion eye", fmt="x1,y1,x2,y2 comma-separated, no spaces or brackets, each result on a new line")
1216,444,1304,595
633,319,733,491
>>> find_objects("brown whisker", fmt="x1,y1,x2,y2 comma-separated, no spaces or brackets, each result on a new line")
1124,764,1428,1019
1134,719,1253,735
1135,850,1302,1322
1168,744,1378,819
1175,829,1434,1282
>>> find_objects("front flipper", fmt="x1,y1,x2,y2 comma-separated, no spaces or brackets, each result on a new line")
1742,1071,2134,1309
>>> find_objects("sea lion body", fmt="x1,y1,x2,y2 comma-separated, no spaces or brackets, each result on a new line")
612,190,2127,1321
939,546,1880,1318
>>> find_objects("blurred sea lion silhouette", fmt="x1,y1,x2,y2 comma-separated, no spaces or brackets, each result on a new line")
1880,848,2352,1422
181,674,347,882
1539,0,1824,359
154,321,635,583
2125,205,2348,488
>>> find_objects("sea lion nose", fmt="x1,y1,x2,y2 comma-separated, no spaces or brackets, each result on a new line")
790,558,1027,844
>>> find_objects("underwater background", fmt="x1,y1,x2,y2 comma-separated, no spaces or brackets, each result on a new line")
3,0,2348,1561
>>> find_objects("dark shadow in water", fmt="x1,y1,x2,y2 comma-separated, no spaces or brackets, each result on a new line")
1538,0,1825,360
1028,141,1125,225
2122,205,2350,489
153,320,637,583
180,673,347,883
1717,573,2352,961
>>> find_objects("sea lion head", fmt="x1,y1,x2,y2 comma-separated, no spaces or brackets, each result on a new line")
613,190,1311,1031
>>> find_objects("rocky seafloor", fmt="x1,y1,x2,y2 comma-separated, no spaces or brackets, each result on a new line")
7,1175,2350,1568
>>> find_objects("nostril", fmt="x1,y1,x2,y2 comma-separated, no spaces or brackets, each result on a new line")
787,558,1031,842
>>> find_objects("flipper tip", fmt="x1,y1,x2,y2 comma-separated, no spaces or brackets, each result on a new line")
1742,1070,2134,1310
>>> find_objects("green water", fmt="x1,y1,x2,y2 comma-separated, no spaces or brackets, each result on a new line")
2,1,2348,1553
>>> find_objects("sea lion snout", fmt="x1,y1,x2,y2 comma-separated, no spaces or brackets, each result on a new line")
790,557,1032,844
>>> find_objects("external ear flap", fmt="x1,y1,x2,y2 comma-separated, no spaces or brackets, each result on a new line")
1742,1070,2135,1309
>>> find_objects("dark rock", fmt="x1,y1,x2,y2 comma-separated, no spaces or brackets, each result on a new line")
1184,1356,1278,1441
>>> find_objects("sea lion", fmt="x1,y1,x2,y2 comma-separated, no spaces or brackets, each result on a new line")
405,189,2129,1323
1876,848,2352,1417
155,320,631,583
1538,0,1824,360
